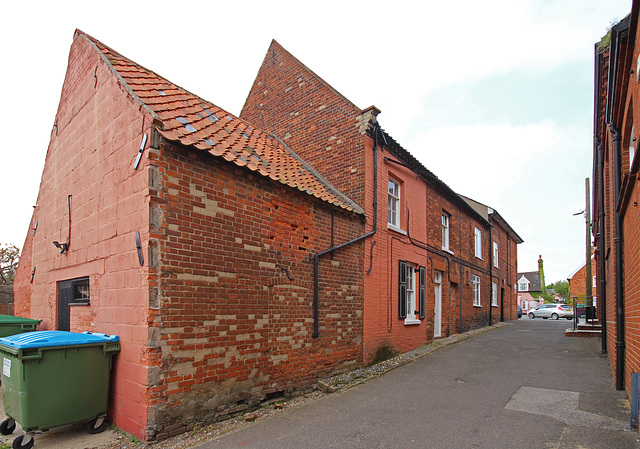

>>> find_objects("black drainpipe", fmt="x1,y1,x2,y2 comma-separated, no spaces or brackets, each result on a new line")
597,139,607,354
611,125,625,390
312,122,380,338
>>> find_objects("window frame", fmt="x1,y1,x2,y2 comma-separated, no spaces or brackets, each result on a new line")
491,281,498,307
442,212,451,252
471,274,481,307
398,260,424,324
60,276,91,306
388,178,401,231
474,227,482,259
493,241,499,268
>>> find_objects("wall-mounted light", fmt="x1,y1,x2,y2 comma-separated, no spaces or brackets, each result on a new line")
53,241,69,254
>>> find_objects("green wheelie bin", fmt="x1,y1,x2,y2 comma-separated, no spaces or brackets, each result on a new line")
0,316,41,338
0,331,120,449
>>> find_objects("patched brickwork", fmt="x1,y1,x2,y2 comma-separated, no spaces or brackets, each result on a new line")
145,141,364,439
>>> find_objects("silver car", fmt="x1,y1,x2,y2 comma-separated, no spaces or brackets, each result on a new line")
528,304,574,320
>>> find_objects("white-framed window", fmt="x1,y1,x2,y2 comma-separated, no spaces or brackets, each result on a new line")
492,281,498,306
518,275,530,292
474,227,482,259
493,242,499,268
593,275,597,288
399,260,425,324
407,264,416,321
442,212,450,251
471,274,481,307
388,178,401,230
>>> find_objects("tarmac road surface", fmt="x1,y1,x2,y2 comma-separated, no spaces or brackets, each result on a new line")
195,319,640,449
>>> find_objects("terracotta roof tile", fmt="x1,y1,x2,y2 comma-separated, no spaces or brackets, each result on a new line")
78,32,362,214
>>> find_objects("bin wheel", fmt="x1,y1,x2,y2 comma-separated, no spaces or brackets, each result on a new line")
0,418,16,435
12,434,34,449
87,417,108,434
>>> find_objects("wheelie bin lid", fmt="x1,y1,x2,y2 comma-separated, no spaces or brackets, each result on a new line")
0,331,119,349
0,315,42,325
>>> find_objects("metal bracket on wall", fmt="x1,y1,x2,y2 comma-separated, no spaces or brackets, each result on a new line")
133,134,148,170
135,232,144,266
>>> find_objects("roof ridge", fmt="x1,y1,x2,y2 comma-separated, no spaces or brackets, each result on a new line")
267,40,363,115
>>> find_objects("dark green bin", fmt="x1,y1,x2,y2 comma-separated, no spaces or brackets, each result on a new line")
0,331,119,433
0,315,41,338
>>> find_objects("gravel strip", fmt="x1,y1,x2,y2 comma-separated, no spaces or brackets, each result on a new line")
93,323,508,449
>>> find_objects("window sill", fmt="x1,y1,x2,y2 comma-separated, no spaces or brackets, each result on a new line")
475,256,483,261
442,247,454,255
70,302,90,306
404,318,421,325
387,224,407,235
473,304,482,308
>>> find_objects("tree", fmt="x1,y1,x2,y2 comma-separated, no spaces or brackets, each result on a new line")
0,244,20,285
546,280,570,300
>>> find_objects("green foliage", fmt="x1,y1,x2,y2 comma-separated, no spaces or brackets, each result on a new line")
0,442,10,449
597,20,621,54
0,243,20,285
547,280,570,299
530,292,555,303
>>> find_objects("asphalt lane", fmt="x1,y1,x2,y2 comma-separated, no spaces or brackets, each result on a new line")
196,319,640,449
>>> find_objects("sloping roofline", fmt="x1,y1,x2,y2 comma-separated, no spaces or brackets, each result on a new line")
76,30,364,215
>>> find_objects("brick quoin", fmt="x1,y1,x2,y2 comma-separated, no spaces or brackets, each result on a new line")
14,34,153,437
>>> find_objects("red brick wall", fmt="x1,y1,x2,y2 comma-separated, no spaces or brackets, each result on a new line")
13,35,154,438
241,41,517,364
362,146,495,362
145,141,365,439
594,8,640,395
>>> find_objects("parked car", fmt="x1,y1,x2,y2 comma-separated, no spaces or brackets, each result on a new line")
528,304,574,320
517,306,523,319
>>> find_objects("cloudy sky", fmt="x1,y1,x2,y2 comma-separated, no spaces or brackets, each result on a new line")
0,0,631,284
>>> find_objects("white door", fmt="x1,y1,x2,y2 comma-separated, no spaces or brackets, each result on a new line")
434,271,442,338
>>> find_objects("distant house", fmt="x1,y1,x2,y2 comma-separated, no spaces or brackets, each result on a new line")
567,257,597,304
517,271,542,293
517,292,539,313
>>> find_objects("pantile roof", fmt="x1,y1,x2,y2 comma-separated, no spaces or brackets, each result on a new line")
77,30,363,215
